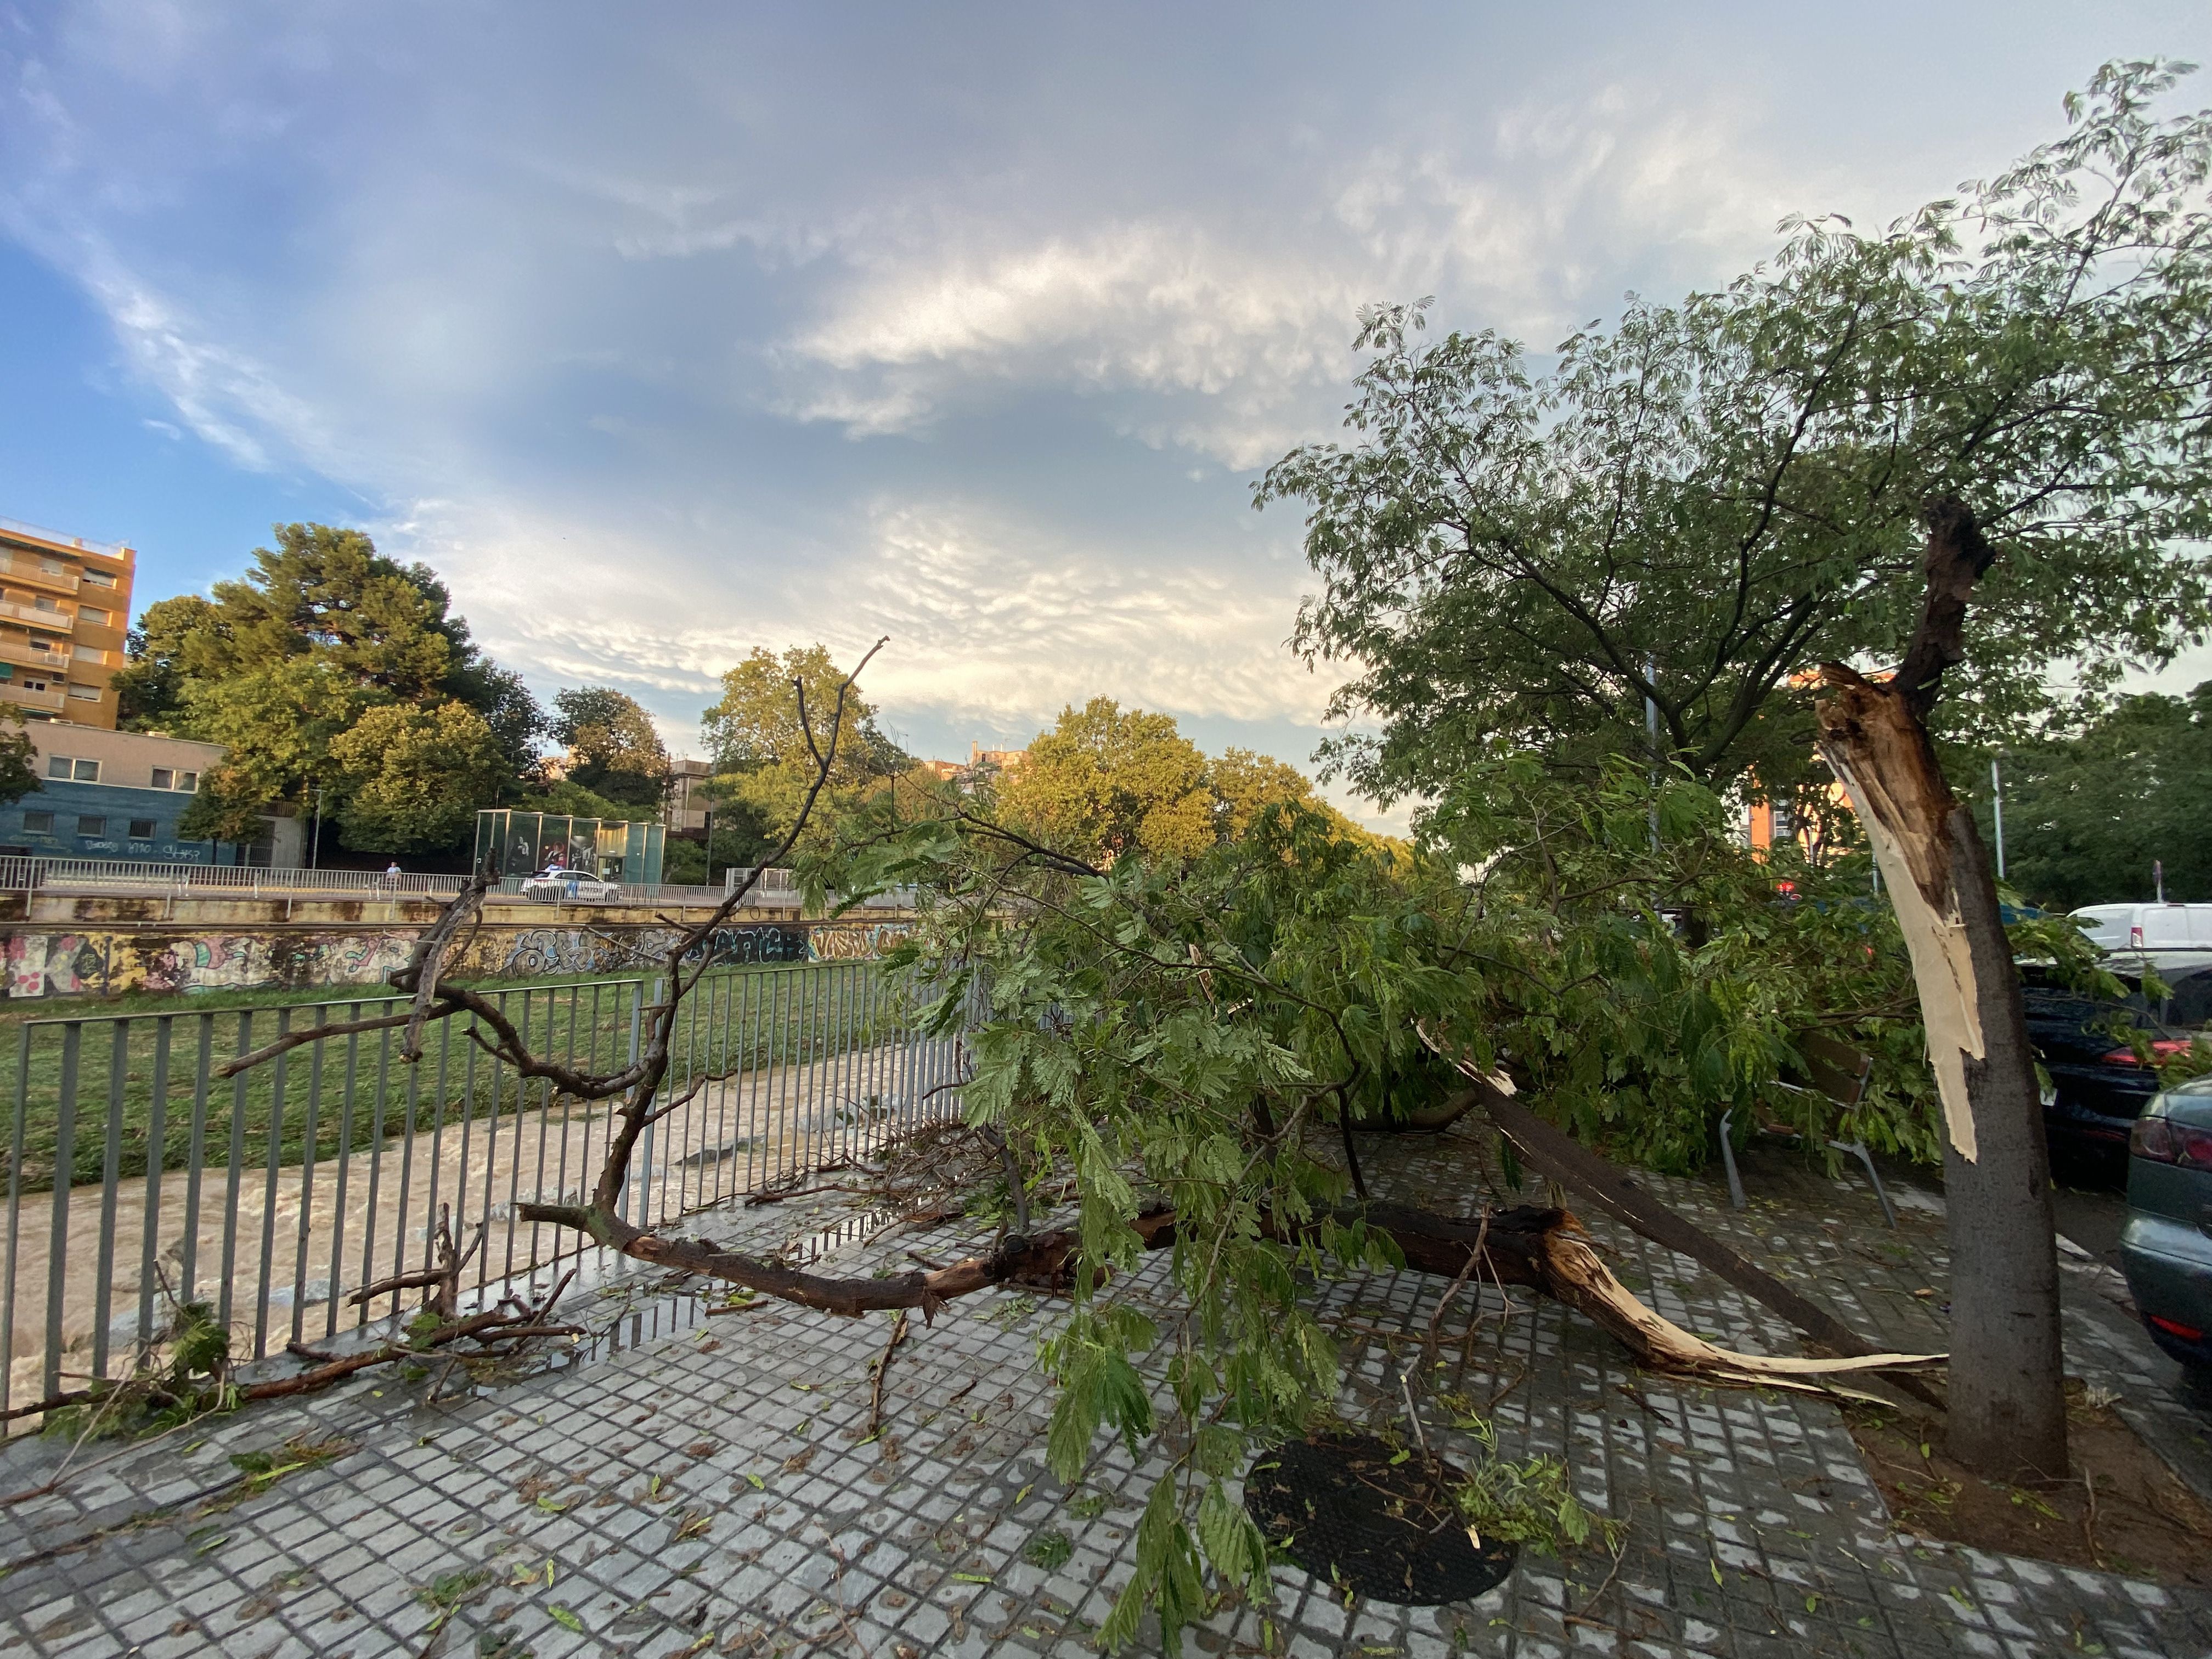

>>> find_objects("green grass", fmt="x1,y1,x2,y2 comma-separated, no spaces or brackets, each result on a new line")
1,960,915,1192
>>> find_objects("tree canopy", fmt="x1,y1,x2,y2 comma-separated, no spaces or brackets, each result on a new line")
999,697,1217,864
550,686,668,808
699,644,907,843
1262,60,2212,807
116,522,571,855
327,701,510,854
0,705,38,810
1976,680,2212,910
995,699,1385,866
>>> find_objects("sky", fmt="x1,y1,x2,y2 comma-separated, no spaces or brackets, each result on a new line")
3,2,2209,830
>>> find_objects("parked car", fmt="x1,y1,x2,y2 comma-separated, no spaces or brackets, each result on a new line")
520,865,620,904
2089,950,2212,1029
2021,972,2197,1168
2119,1076,2212,1375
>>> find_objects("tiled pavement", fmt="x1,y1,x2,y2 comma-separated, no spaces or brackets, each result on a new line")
1,1127,2207,1658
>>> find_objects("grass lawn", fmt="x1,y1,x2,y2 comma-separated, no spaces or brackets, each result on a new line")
1,960,909,1192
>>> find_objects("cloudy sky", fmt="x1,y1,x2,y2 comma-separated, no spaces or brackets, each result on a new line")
3,3,2208,825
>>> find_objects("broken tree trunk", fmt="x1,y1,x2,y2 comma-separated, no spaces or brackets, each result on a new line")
1812,497,2067,1479
1418,1052,1948,1410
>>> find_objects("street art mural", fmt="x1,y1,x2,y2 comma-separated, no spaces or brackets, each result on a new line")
808,922,913,960
137,933,263,994
132,932,414,995
489,924,811,977
7,933,106,998
1,917,913,997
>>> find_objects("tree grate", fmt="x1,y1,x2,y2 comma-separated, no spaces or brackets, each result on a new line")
1244,1432,1517,1605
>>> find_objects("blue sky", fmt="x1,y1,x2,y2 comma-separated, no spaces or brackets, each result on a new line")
4,3,2209,827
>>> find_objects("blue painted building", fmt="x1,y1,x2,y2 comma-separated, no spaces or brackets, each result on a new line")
0,723,239,862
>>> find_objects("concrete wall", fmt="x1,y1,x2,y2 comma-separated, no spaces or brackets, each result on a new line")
0,900,917,998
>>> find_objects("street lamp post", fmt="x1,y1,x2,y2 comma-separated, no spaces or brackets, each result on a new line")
1989,755,2005,883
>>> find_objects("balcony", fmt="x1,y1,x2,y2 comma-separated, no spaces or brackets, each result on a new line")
0,639,71,674
0,598,72,628
0,552,81,596
0,681,69,713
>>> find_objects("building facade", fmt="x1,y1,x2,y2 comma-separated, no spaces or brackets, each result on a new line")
0,518,133,730
664,757,712,838
0,724,232,862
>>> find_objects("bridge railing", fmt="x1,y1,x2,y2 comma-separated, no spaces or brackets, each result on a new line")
0,856,803,909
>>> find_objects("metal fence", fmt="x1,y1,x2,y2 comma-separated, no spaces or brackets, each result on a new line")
1,956,972,1423
0,855,802,909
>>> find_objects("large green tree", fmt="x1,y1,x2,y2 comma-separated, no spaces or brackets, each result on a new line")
327,701,510,854
1262,61,2212,808
699,644,906,841
119,523,548,851
1000,697,1218,864
1977,681,2212,910
550,686,668,809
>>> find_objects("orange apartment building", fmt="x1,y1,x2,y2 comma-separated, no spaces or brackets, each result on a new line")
0,518,132,729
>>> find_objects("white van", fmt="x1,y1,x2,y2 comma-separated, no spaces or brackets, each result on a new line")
2073,903,2212,952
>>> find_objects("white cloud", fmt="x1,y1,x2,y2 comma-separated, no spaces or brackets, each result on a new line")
4,1,2183,825
765,81,1833,467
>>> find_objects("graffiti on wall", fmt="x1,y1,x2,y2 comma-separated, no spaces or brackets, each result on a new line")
493,923,814,977
7,933,105,998
2,916,915,997
498,928,601,977
808,922,913,960
137,933,262,994
131,932,414,995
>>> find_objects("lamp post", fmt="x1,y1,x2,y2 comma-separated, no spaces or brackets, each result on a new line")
1989,754,2005,883
1644,655,1660,851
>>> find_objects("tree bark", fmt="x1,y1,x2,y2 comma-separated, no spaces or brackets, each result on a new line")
1813,498,2067,1479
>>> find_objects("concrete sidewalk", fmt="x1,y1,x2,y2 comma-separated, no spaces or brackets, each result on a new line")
0,1127,2204,1658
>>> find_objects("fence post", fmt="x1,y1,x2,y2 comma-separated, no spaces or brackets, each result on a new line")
634,978,664,1227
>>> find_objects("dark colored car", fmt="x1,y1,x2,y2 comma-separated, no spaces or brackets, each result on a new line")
2022,979,2196,1165
2119,1077,2212,1374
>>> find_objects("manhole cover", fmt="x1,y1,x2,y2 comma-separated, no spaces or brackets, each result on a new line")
1244,1432,1517,1605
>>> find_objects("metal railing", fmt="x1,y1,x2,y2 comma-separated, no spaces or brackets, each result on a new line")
1,955,973,1421
0,516,130,561
0,856,803,908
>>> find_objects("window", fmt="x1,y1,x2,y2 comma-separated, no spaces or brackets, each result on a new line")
76,816,105,837
32,596,57,613
38,558,62,576
177,771,199,792
46,755,69,780
82,569,116,589
128,819,157,840
73,758,98,781
151,768,172,789
19,677,48,692
66,684,99,701
46,756,97,781
22,811,52,833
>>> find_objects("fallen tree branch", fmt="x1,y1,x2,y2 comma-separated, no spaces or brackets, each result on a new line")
867,1311,910,1438
1417,1028,1948,1409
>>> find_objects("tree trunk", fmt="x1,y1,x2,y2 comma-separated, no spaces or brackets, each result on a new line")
1812,499,2067,1479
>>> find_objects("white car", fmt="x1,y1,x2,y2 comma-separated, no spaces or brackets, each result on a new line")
520,866,622,904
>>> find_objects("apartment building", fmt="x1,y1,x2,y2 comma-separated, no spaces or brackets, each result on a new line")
0,518,133,729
